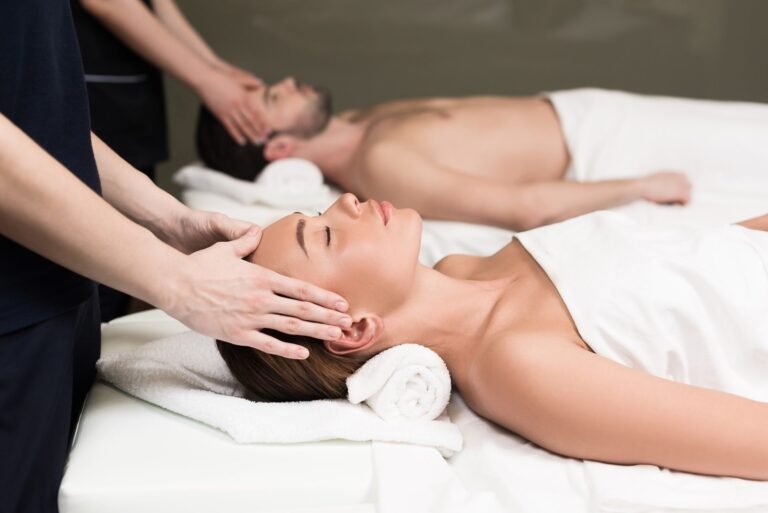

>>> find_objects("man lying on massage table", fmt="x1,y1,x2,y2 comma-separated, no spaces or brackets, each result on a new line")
195,78,693,230
218,193,768,481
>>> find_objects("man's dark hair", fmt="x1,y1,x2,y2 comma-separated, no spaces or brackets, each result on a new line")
195,105,269,181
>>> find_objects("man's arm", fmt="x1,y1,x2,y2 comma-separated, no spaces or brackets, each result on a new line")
476,337,768,480
363,144,690,231
0,114,349,358
78,0,264,143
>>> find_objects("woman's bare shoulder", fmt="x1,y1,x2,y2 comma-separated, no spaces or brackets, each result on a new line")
433,254,485,278
461,331,581,419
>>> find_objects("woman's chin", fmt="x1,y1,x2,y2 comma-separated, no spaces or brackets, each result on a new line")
401,208,423,253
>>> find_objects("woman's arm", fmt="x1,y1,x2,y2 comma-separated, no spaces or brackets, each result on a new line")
474,336,768,480
737,213,768,232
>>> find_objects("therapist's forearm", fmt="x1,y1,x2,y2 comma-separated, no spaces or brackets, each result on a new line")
152,0,220,66
91,133,188,242
0,114,183,307
79,0,212,92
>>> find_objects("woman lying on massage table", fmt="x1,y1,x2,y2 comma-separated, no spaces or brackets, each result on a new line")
218,193,768,481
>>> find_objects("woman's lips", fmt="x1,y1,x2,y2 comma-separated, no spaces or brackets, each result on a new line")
380,201,393,225
371,200,392,225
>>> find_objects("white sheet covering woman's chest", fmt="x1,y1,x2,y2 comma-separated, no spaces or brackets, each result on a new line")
515,211,768,401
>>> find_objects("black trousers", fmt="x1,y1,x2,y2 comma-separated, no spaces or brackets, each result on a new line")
0,294,100,513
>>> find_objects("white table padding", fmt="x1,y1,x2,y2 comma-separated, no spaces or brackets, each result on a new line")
59,311,376,513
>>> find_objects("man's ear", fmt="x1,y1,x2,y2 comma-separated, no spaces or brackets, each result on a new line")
324,315,384,355
264,135,298,161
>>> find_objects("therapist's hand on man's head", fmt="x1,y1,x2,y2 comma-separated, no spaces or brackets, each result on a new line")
159,223,352,360
195,68,269,146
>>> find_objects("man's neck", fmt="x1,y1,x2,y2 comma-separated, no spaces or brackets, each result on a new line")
297,118,365,185
375,266,515,382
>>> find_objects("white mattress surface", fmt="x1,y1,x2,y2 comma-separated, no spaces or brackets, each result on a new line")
60,311,375,513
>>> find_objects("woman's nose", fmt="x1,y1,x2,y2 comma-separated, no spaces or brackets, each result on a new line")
339,193,361,218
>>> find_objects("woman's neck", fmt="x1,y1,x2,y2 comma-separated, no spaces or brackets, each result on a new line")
375,265,516,380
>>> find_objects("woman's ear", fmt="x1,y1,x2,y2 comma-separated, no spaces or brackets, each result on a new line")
324,315,384,355
264,136,297,161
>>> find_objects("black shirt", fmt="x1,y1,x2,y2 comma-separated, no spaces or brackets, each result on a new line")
0,0,101,333
71,0,168,170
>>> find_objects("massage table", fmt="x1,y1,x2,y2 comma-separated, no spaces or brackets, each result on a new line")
59,310,377,513
61,309,768,513
62,90,768,511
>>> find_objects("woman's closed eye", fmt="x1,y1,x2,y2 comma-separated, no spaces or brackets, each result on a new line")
314,212,331,247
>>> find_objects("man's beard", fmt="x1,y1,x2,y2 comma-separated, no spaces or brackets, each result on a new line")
300,85,333,137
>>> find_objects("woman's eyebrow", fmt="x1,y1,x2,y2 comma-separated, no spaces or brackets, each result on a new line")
296,218,309,258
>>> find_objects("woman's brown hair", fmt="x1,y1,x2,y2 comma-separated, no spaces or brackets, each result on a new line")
217,330,371,402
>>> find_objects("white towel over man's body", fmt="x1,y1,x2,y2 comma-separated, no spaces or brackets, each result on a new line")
548,88,768,224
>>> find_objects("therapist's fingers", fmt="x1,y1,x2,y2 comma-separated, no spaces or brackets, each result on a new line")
232,70,263,89
257,314,345,342
204,211,256,242
231,107,267,145
268,271,350,314
233,101,270,143
269,295,353,329
220,113,247,146
235,330,312,360
227,226,263,258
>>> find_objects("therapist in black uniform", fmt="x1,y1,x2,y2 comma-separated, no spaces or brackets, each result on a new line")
71,0,268,321
0,2,352,511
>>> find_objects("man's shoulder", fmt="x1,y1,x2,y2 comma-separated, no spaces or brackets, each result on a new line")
357,128,412,168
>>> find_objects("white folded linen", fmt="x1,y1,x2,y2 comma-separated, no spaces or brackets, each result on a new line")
547,88,768,223
173,158,336,209
373,441,508,513
96,330,463,456
347,343,452,422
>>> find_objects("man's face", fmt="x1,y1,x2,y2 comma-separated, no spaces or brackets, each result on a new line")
246,76,333,139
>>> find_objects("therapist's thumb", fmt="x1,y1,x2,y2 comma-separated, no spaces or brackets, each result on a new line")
229,226,262,259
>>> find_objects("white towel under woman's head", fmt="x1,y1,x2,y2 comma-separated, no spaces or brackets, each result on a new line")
96,331,462,456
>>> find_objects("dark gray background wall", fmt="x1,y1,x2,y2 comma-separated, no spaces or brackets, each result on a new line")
157,0,768,194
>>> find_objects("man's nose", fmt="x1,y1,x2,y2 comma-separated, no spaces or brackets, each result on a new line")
283,76,298,92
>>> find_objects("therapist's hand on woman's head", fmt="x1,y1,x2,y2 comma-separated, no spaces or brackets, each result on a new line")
162,225,352,360
195,69,269,146
158,208,255,255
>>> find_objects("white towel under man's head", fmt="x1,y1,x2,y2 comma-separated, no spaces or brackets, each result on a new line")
97,331,462,456
173,159,337,209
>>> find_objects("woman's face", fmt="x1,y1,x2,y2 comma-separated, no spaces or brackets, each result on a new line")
249,194,423,315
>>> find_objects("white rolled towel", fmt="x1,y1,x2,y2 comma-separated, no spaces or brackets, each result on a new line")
347,344,452,422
